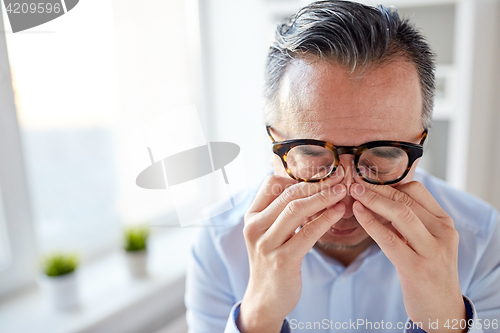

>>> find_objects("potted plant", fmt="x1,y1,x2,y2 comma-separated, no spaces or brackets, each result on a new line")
39,251,79,310
123,224,150,277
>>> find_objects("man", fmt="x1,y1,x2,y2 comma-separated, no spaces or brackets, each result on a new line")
185,1,500,332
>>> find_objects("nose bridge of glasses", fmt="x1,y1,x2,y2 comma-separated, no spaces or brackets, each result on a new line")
335,146,358,156
334,146,359,177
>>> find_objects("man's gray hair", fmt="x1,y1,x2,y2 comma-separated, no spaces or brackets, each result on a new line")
263,0,435,130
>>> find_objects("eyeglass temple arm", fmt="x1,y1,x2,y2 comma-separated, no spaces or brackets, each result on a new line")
419,129,429,145
266,125,276,143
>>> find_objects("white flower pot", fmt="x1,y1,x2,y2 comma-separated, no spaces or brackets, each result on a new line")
39,272,79,311
125,250,148,278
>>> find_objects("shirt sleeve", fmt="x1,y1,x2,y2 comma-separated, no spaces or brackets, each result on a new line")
404,295,483,333
463,211,500,333
224,301,292,333
185,227,237,333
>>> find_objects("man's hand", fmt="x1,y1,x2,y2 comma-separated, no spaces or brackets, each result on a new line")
238,170,346,333
351,181,467,333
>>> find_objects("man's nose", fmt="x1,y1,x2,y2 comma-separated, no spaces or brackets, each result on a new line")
338,155,355,193
337,155,356,219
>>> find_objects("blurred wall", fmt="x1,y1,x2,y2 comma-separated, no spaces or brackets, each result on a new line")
465,0,500,212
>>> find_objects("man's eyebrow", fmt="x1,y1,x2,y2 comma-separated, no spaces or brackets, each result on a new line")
296,146,329,156
368,147,405,159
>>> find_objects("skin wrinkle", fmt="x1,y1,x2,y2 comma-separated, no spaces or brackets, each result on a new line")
273,126,404,143
274,55,422,131
283,115,403,122
280,57,420,121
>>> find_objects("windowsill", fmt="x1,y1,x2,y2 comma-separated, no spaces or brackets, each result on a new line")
0,227,198,333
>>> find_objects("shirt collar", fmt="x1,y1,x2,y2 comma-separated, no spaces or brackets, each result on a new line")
309,241,382,275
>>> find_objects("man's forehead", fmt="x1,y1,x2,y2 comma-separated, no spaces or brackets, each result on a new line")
275,56,423,144
278,56,421,113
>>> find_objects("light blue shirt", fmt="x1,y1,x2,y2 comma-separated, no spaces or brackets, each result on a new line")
185,169,500,333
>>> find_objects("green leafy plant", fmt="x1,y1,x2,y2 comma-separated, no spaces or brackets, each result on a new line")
41,252,79,277
123,224,149,252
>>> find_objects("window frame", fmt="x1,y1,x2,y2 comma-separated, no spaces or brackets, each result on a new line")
0,3,37,300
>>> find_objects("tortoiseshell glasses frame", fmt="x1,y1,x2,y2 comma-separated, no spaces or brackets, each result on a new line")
266,125,428,185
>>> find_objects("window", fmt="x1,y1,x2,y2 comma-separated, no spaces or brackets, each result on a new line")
3,0,123,258
2,0,198,263
0,4,36,298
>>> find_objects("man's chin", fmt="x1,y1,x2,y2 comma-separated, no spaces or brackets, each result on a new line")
315,238,370,251
315,228,373,251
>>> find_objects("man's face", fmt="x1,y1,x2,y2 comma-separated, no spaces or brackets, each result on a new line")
270,56,424,253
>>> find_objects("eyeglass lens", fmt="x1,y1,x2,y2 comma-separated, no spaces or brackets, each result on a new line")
286,145,409,182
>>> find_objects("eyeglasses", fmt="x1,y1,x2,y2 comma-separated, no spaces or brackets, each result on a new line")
267,126,428,185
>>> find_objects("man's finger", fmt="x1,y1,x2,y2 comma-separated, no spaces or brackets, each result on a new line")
354,181,446,236
351,184,436,254
353,201,415,268
252,168,345,229
264,184,347,249
396,181,452,223
246,174,296,219
284,202,346,258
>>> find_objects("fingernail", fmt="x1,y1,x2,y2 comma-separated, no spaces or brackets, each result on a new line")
352,183,365,196
333,184,345,195
354,202,365,212
334,203,344,211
